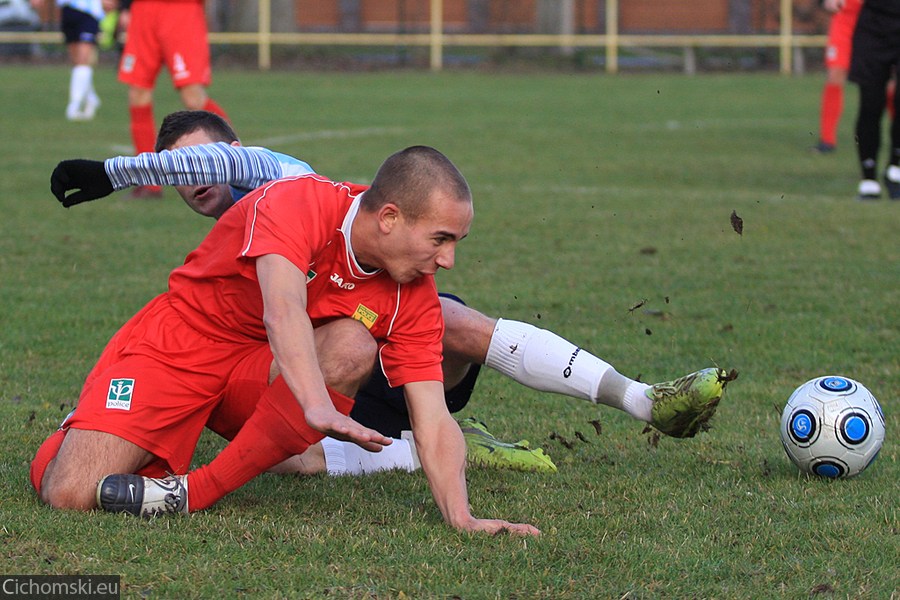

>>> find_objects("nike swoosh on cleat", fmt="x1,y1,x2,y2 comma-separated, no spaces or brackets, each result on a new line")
128,483,135,503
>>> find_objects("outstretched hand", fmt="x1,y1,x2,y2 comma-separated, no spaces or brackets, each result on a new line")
304,403,392,452
50,159,114,207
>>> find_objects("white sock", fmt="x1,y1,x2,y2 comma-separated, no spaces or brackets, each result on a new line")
485,318,612,402
485,318,652,421
621,380,653,423
320,435,418,476
69,65,93,109
887,165,900,182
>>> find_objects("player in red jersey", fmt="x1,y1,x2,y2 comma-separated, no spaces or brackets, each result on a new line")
36,146,540,535
114,0,228,197
814,0,863,153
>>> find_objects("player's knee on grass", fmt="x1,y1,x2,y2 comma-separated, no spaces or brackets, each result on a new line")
38,428,154,511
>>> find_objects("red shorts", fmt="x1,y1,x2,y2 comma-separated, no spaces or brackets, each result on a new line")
825,0,862,71
118,0,212,90
64,295,273,474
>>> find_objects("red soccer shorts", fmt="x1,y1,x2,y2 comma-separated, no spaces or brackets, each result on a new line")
61,295,268,474
825,0,862,71
118,0,212,90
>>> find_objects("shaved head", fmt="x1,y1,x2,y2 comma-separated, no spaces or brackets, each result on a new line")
361,146,471,221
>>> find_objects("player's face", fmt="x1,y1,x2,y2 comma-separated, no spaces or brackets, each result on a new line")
381,193,473,284
168,130,239,220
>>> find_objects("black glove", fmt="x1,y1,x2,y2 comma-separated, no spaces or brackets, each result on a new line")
50,159,115,208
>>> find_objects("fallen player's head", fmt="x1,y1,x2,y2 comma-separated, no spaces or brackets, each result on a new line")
155,110,238,153
156,111,240,219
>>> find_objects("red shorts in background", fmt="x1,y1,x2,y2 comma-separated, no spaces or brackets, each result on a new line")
825,0,862,71
118,0,212,90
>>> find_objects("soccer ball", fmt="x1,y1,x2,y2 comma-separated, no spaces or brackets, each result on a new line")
780,376,885,478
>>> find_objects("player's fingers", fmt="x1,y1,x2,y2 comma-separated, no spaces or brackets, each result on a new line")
500,522,541,536
465,519,540,536
62,191,90,207
320,414,392,449
354,439,390,452
50,167,70,203
343,424,392,450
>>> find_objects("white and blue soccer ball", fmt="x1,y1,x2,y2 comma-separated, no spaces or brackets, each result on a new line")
780,376,885,479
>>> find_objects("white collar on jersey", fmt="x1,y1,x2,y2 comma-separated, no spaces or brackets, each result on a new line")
341,192,381,278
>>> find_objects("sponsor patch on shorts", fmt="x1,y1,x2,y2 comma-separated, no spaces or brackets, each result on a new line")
107,378,135,411
121,54,135,73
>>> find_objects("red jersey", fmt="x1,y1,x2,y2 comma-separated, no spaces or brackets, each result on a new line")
167,174,445,388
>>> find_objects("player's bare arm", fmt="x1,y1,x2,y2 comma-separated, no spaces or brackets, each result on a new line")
404,380,540,536
255,253,391,452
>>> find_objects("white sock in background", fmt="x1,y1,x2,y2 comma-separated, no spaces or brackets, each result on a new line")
68,65,93,111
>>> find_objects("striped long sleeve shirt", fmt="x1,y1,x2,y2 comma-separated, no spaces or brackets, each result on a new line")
104,142,315,202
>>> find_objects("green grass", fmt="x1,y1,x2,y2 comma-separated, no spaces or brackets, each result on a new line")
1,64,897,598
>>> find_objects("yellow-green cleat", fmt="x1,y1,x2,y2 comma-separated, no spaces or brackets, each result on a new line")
458,417,557,473
647,367,736,438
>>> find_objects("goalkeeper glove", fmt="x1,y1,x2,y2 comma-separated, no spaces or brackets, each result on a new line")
50,159,115,208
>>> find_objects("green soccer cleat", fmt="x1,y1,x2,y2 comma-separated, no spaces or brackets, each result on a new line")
458,417,557,473
647,367,736,438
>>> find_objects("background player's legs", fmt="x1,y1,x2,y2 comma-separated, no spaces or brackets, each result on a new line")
855,81,888,198
886,80,900,198
128,85,156,155
66,41,99,121
178,83,229,121
127,85,163,197
818,66,847,151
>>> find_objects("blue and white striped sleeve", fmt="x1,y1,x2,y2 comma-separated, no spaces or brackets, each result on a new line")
103,142,305,193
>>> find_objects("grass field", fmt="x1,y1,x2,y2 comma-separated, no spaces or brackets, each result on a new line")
0,64,897,599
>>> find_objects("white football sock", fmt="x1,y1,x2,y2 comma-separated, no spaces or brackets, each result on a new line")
485,318,652,421
69,65,93,109
320,435,418,476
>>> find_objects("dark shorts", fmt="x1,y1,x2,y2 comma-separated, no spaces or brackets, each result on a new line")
349,292,481,438
849,6,900,87
350,362,481,439
61,6,99,45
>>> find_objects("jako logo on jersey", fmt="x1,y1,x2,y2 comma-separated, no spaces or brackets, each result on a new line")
107,378,135,411
562,348,581,378
330,272,355,290
352,304,378,330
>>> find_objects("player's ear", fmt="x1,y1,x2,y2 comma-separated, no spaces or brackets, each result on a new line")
377,203,400,234
231,140,241,147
